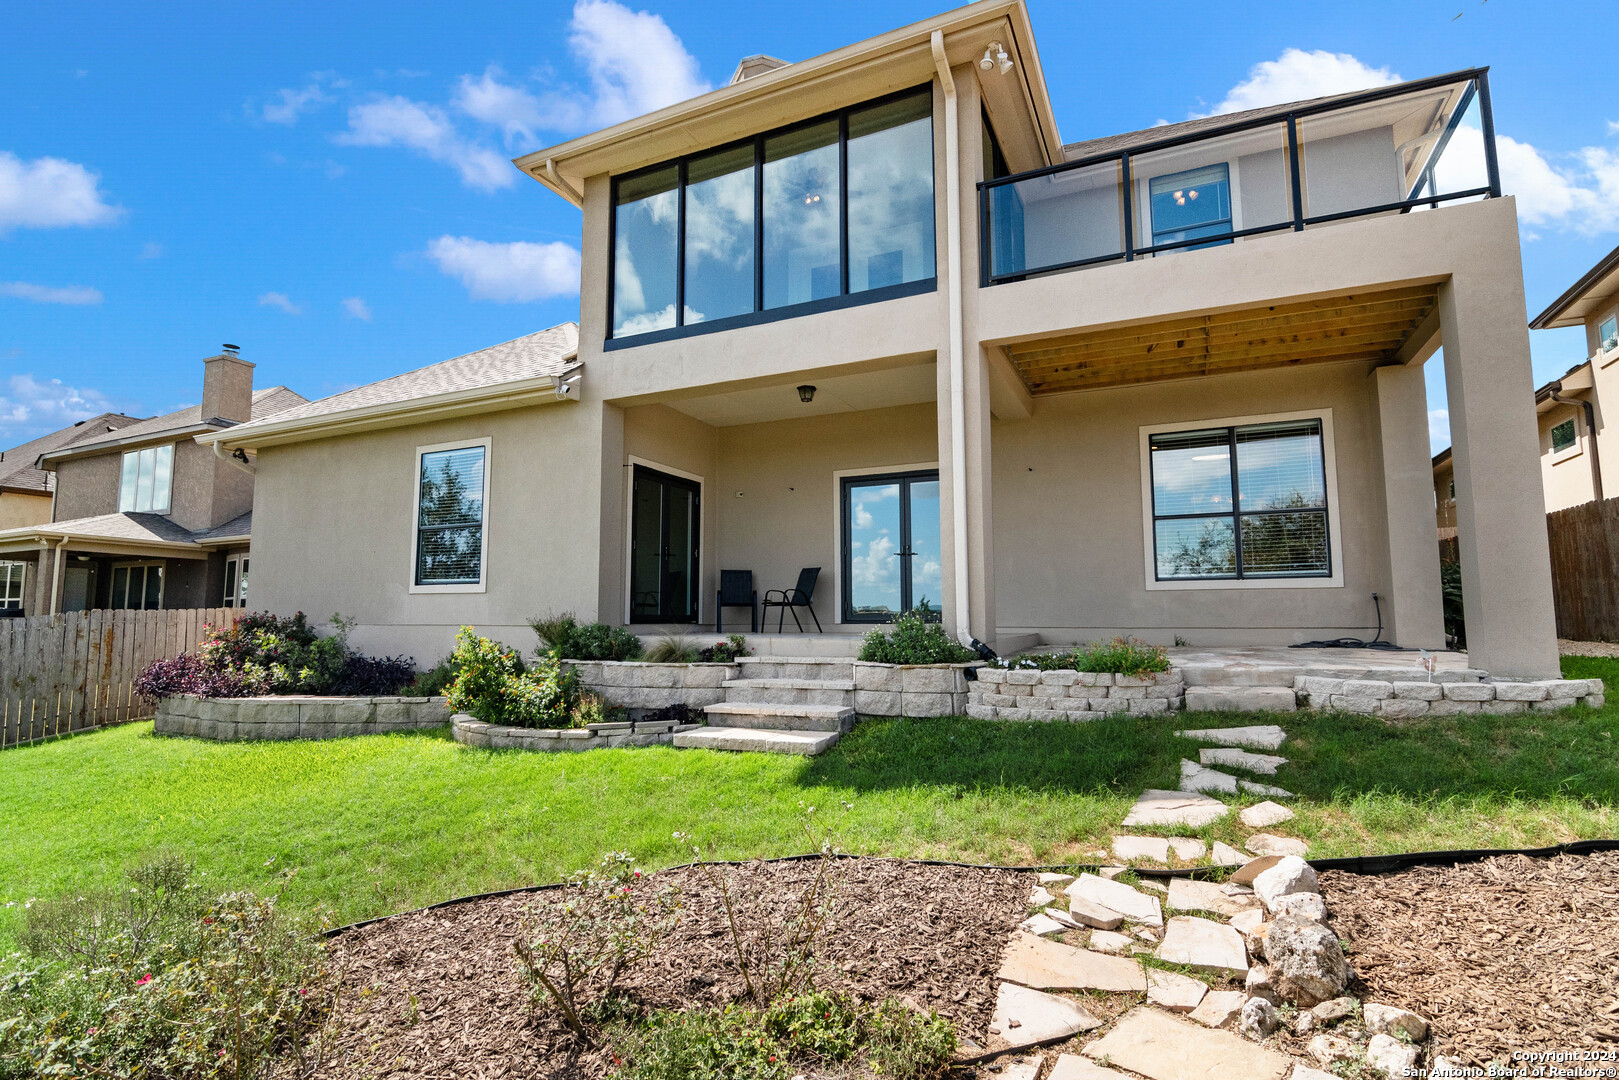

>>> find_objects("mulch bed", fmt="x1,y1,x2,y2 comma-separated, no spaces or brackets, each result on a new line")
1320,852,1619,1066
309,858,1030,1079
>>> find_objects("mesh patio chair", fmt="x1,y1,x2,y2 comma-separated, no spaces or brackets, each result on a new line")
716,569,758,633
762,567,823,633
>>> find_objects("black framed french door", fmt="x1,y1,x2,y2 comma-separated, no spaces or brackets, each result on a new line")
630,465,701,623
840,470,942,623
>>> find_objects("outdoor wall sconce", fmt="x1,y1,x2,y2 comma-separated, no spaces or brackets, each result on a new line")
797,385,816,403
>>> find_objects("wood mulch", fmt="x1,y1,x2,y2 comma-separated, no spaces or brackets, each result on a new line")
1320,852,1619,1067
307,858,1030,1079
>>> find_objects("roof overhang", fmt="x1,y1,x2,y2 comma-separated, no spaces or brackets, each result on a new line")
1530,243,1619,329
198,364,582,452
0,529,208,561
38,423,221,467
512,0,1062,205
1535,360,1595,411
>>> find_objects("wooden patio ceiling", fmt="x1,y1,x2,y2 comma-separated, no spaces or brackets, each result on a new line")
1003,284,1440,395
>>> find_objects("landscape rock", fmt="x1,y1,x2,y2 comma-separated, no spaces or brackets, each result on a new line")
1211,841,1249,867
1048,1054,1129,1079
1366,1033,1419,1078
1113,835,1171,863
1082,1007,1292,1080
1307,1034,1358,1066
1063,895,1128,930
1165,836,1207,861
1168,876,1258,917
1252,855,1320,911
1239,997,1279,1040
1264,915,1350,1007
1019,912,1069,937
998,931,1148,993
1238,779,1294,797
1135,877,1167,894
1098,865,1128,880
1246,834,1310,858
1311,997,1357,1024
1231,855,1284,885
1067,874,1164,927
1029,886,1056,907
1088,929,1133,955
1181,759,1240,794
1270,892,1328,923
1363,1003,1429,1040
1155,915,1250,976
1204,748,1289,775
1038,871,1075,886
1245,963,1278,1002
997,1056,1043,1080
1230,909,1266,935
1177,724,1288,750
1188,989,1245,1029
1147,968,1209,1012
1122,789,1231,828
1288,1066,1339,1080
989,982,1104,1051
1239,800,1296,828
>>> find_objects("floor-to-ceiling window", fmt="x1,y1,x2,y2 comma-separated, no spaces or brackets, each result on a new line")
841,470,941,622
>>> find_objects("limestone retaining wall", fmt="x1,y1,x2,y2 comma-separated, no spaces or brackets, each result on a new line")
853,661,976,717
451,713,700,751
155,695,448,741
966,668,1187,721
566,661,735,715
1295,676,1605,718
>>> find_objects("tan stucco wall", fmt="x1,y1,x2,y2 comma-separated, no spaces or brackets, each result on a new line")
1538,400,1597,512
49,438,243,532
1433,458,1455,530
51,452,124,521
0,491,52,531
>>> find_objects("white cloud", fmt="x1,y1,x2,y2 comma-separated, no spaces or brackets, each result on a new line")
0,281,102,305
1203,49,1399,116
258,291,302,315
0,374,118,444
262,80,332,124
426,235,581,302
0,152,122,233
1428,409,1450,455
341,296,372,320
563,0,710,127
1608,120,1619,136
335,95,515,191
1435,127,1619,236
454,66,546,146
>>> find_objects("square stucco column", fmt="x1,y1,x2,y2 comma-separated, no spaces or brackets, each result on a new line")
935,350,995,644
1374,362,1446,649
1438,273,1560,677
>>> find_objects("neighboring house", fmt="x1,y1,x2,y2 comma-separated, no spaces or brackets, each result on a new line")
0,348,306,616
0,413,144,613
1432,448,1456,539
1526,242,1618,512
205,1,1560,677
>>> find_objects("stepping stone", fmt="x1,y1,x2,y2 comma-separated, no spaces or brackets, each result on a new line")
1067,874,1164,928
1176,725,1288,751
1113,835,1171,862
1200,747,1288,775
1039,871,1075,886
1154,916,1250,976
1166,837,1207,862
1246,833,1310,858
1239,779,1293,797
989,982,1103,1053
1188,989,1246,1029
1050,1054,1130,1079
1210,841,1249,867
1020,912,1068,937
1231,855,1284,885
1088,929,1133,954
998,932,1148,993
1229,909,1265,935
999,1057,1043,1080
1061,897,1125,930
1146,968,1208,1012
1181,759,1241,794
1167,877,1257,917
1238,801,1296,828
1122,789,1230,828
1135,877,1167,894
1030,885,1057,907
1288,1068,1338,1080
1082,1007,1292,1080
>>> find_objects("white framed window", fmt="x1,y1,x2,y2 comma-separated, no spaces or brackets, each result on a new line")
0,561,25,611
1139,409,1344,591
1599,314,1618,355
411,438,490,594
109,562,164,610
118,444,174,514
223,552,249,608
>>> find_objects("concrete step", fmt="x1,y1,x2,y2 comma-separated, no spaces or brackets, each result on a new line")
1183,686,1298,714
703,701,855,732
1178,663,1301,689
734,634,865,657
736,656,858,681
673,726,841,756
721,677,855,706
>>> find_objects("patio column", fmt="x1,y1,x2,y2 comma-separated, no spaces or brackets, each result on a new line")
1373,362,1446,649
1438,270,1560,676
936,348,996,645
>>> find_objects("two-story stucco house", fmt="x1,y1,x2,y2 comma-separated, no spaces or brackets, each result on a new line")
206,0,1560,678
0,348,305,615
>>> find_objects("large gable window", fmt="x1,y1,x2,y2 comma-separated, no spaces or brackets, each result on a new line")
1147,417,1334,583
412,440,489,591
609,86,935,346
118,445,174,514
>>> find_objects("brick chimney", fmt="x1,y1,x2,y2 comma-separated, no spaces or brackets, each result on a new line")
202,345,254,424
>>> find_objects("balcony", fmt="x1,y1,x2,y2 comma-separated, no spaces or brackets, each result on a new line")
979,70,1501,286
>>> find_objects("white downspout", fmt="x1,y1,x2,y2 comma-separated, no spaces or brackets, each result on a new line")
931,30,972,649
213,439,256,475
49,538,67,616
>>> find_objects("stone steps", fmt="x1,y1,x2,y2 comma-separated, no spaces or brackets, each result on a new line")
734,656,857,681
671,725,841,755
720,677,856,707
702,701,854,733
1183,686,1298,714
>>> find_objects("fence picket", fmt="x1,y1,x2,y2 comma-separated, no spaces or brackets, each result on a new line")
1546,497,1619,643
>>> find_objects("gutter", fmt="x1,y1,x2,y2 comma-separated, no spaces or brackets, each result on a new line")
932,31,972,649
213,440,255,476
37,422,221,467
1547,382,1604,502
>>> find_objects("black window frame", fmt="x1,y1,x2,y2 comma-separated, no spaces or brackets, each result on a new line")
1148,419,1333,582
1550,417,1578,455
839,468,941,624
606,84,937,351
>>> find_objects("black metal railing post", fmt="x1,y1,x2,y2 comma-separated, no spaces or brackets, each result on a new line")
1476,72,1502,199
1286,115,1304,231
1120,153,1135,260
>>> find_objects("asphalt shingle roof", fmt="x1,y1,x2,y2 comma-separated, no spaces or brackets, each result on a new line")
58,386,309,456
33,512,202,545
0,413,144,493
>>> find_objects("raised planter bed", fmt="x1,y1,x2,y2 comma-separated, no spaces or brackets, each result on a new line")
852,660,977,717
968,668,1186,721
154,694,448,741
1295,675,1605,718
450,713,701,751
565,660,735,714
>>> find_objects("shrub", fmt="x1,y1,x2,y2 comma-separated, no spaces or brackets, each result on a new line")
858,605,976,666
1441,555,1466,648
570,690,627,728
405,654,460,697
337,653,419,696
531,612,645,661
993,635,1169,677
445,627,578,728
0,853,332,1080
644,633,702,664
701,634,752,664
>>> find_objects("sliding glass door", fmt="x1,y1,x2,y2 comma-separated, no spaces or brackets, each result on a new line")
841,470,941,623
630,466,701,623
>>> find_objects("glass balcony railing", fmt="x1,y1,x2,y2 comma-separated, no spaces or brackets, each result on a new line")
980,69,1500,285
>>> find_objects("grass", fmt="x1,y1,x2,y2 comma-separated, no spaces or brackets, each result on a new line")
1,656,1615,949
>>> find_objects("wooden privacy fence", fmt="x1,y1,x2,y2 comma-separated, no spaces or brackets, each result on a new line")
0,607,232,749
1546,497,1619,643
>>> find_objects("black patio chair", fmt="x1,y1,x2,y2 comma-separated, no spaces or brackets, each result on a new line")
762,567,823,633
716,569,758,634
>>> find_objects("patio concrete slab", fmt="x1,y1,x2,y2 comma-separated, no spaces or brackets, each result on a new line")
989,982,1103,1051
1121,789,1230,828
1175,725,1288,750
998,931,1147,992
1067,874,1164,928
1082,1006,1292,1080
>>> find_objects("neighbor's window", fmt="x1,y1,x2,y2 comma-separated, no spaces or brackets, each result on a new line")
118,445,174,514
0,561,24,610
1600,314,1618,354
611,86,935,340
1551,418,1578,454
1149,164,1233,251
223,552,249,608
414,442,488,587
1150,419,1330,580
109,562,163,610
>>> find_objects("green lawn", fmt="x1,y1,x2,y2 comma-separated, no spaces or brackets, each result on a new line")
2,656,1615,949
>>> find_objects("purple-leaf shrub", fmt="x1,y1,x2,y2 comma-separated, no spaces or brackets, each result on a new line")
132,651,263,700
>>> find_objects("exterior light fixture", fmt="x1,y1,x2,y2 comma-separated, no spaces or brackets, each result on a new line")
797,384,817,403
996,44,1013,75
979,46,996,71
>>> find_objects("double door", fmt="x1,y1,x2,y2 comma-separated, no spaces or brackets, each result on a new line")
841,470,941,622
630,465,700,623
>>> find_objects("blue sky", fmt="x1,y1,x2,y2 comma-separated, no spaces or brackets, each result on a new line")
3,0,1616,453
